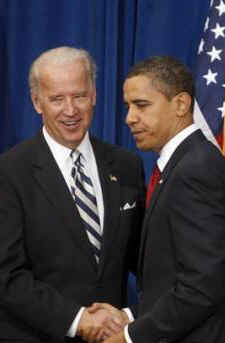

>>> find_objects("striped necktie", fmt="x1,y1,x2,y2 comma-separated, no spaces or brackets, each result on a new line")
70,152,102,262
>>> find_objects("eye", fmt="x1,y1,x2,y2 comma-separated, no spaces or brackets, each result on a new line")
50,96,63,103
73,94,89,103
136,101,151,109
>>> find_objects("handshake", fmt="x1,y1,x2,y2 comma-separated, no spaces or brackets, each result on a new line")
77,302,129,343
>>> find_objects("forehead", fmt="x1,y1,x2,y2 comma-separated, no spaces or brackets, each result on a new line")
39,60,89,88
123,75,162,100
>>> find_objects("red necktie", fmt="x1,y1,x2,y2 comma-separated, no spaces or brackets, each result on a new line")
146,165,161,208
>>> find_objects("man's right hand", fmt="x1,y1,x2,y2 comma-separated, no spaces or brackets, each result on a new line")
77,303,129,343
77,307,116,343
87,303,129,341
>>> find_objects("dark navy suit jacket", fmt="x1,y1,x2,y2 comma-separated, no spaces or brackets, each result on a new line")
0,132,145,342
129,130,225,343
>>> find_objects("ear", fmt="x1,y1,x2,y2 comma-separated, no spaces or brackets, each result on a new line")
31,92,43,115
173,92,192,117
91,86,96,106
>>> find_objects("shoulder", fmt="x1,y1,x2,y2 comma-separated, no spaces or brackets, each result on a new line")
177,138,225,186
183,138,225,170
91,136,143,167
91,136,145,184
0,133,41,171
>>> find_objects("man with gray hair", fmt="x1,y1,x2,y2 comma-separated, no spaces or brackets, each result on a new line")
0,46,145,342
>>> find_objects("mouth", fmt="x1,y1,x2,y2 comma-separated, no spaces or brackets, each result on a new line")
132,130,143,138
61,119,82,128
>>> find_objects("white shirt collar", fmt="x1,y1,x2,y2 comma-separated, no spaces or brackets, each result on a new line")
157,124,198,172
72,131,93,164
42,126,92,168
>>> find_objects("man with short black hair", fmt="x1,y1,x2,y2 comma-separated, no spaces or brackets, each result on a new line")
99,56,225,343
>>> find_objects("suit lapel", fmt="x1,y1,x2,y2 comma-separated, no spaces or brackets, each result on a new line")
90,138,121,275
31,133,98,270
138,129,206,277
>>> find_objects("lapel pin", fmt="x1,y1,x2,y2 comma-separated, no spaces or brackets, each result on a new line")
109,174,117,182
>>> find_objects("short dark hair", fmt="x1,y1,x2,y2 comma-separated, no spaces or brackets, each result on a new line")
125,56,195,112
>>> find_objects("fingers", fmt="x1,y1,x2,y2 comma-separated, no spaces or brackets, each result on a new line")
102,331,126,343
88,303,129,327
80,326,114,343
96,328,108,342
81,326,102,343
79,304,127,342
87,302,103,313
88,302,115,314
105,318,123,333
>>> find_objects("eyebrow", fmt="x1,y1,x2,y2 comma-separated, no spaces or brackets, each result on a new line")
133,99,150,103
126,99,151,104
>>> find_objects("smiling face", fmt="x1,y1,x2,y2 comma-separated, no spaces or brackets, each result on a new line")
31,59,96,149
124,74,190,152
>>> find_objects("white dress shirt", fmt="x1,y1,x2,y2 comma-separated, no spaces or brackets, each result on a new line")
42,126,104,337
157,123,198,172
124,123,198,343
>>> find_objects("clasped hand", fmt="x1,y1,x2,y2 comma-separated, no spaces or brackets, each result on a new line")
77,303,129,343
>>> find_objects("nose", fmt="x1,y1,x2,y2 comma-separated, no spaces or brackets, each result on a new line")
64,97,77,116
125,106,138,127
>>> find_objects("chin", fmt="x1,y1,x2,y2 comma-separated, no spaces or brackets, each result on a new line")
136,142,145,151
66,133,85,146
136,142,152,152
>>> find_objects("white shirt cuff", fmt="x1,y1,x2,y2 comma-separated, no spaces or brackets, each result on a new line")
124,324,133,343
123,308,134,322
67,307,85,337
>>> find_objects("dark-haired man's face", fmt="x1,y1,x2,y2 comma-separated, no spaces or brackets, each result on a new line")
124,75,181,152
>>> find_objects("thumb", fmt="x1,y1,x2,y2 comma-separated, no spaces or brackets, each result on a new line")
87,302,102,313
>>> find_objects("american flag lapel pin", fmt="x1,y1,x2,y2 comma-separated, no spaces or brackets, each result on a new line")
109,174,117,182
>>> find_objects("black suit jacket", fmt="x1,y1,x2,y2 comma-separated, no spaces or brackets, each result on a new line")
129,130,225,343
0,132,145,342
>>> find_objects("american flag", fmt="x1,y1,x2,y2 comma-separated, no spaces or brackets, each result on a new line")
194,0,225,152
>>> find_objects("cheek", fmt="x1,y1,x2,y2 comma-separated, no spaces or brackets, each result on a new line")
142,115,158,133
41,107,59,125
144,106,166,132
83,107,93,121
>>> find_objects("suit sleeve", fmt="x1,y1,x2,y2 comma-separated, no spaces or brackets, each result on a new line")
129,148,225,342
0,168,80,340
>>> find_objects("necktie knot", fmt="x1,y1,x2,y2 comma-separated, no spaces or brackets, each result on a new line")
71,150,83,166
75,152,83,169
71,151,84,179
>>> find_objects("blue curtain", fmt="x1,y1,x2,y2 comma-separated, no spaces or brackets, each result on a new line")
0,0,210,179
0,0,210,304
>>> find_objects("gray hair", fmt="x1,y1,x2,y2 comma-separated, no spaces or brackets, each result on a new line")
29,46,97,95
